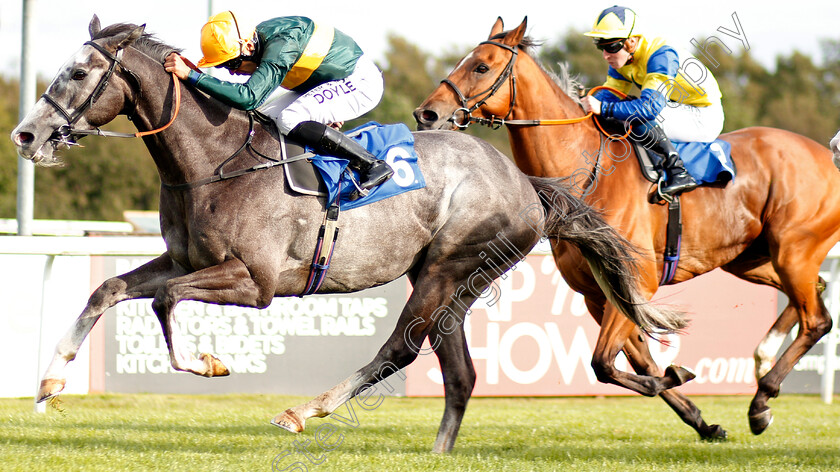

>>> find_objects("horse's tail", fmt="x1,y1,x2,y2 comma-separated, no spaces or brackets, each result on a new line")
526,176,688,334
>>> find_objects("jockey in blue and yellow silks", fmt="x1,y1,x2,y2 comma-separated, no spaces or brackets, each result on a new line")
165,11,392,191
581,5,725,197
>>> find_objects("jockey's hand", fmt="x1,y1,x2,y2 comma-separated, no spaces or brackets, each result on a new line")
581,95,602,115
329,122,344,130
164,52,193,80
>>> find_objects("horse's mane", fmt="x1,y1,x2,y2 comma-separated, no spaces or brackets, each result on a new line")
94,23,182,63
489,32,583,106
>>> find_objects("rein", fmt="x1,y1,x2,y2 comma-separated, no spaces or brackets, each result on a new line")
42,40,181,145
42,40,303,191
441,39,630,137
160,112,312,191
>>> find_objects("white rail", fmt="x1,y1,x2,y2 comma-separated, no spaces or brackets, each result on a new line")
0,235,165,411
822,246,840,403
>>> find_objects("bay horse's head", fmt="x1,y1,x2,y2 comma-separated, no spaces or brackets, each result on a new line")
12,15,149,166
414,17,528,131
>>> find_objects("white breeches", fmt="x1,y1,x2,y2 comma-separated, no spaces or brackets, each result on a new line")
257,55,384,134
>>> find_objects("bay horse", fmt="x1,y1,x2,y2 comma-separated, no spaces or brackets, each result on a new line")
415,17,840,439
10,17,683,453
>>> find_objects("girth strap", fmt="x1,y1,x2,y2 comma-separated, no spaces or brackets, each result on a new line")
659,195,682,285
300,197,341,296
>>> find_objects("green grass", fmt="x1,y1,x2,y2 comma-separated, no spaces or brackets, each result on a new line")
1,394,839,471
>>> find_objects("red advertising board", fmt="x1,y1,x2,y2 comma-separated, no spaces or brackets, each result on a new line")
406,255,778,396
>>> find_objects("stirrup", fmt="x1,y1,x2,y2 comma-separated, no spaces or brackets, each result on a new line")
656,176,675,203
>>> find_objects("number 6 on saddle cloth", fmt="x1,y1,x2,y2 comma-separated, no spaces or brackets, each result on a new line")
284,121,426,210
284,121,426,295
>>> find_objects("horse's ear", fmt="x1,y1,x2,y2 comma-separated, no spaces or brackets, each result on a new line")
105,24,145,51
120,24,146,48
501,17,527,47
489,17,504,39
89,14,101,39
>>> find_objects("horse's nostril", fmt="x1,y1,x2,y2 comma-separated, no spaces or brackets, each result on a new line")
14,131,35,146
418,109,438,123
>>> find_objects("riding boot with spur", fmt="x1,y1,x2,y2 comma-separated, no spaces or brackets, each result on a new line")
643,123,698,197
289,121,394,190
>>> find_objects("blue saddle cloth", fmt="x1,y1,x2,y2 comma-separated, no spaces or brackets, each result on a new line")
308,122,426,210
672,139,735,184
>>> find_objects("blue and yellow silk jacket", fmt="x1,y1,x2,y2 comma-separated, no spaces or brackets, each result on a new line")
594,36,721,121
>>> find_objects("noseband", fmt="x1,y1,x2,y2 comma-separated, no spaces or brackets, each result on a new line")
441,40,518,129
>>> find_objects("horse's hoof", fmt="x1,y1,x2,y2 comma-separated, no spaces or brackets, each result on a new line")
749,408,774,435
199,353,230,377
701,424,728,441
271,409,305,433
37,378,66,403
665,365,696,386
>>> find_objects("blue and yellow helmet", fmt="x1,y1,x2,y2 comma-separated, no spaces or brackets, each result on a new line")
584,5,638,39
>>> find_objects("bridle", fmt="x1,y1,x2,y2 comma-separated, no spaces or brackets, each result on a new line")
41,40,179,146
37,38,294,191
441,40,518,129
440,40,598,129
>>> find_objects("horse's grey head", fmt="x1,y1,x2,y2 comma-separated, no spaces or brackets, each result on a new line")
11,15,145,166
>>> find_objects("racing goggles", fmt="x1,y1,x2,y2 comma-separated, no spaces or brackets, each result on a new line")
595,38,626,54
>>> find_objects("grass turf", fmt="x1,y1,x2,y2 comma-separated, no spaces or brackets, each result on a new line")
1,394,839,471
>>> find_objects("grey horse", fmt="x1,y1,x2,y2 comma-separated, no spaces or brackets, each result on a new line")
11,17,684,453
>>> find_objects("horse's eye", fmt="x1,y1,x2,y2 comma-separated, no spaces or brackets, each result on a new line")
474,64,490,74
72,70,87,81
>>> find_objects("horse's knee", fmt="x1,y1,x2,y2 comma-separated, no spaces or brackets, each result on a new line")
88,277,128,308
591,358,615,384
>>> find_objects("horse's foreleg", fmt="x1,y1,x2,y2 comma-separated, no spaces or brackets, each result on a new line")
622,331,727,440
749,280,831,434
38,254,182,402
590,305,694,396
150,258,269,377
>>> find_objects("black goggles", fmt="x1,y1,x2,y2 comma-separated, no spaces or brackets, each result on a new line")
595,38,626,54
218,56,244,71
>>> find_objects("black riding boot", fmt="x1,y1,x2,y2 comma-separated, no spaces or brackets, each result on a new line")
289,121,394,190
642,124,697,197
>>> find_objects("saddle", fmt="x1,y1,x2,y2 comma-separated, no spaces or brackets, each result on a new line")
249,112,327,197
594,115,735,192
594,116,662,185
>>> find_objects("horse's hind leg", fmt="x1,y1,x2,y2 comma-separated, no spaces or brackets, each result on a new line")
755,305,797,379
37,254,184,402
622,332,727,440
272,262,488,452
724,258,829,433
429,322,476,453
722,259,795,381
748,258,832,434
